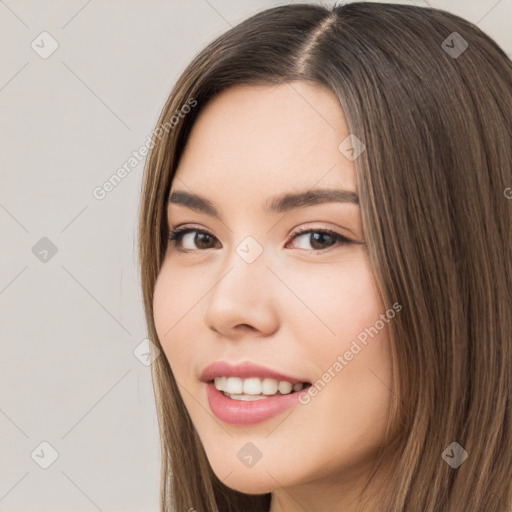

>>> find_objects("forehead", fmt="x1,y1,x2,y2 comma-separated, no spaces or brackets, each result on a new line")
173,81,356,199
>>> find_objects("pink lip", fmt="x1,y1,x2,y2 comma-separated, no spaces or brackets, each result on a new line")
199,361,309,384
205,382,310,425
200,361,311,426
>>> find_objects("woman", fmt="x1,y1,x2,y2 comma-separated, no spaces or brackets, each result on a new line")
138,2,512,511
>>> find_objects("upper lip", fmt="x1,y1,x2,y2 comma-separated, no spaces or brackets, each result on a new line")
200,361,310,385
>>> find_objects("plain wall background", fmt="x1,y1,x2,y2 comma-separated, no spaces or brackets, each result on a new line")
1,0,510,510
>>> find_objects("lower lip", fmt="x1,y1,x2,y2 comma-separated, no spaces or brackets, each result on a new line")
205,382,309,426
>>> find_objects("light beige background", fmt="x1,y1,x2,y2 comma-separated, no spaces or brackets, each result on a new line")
1,0,510,511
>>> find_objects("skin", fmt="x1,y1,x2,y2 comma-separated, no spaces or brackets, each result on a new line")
153,81,395,512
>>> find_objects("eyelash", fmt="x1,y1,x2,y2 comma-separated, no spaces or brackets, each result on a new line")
167,226,352,253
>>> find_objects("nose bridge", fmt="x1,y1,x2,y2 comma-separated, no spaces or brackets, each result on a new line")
203,234,278,334
212,234,269,303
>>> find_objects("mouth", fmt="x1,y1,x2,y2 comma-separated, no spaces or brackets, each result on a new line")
204,378,313,426
200,361,313,425
208,376,312,401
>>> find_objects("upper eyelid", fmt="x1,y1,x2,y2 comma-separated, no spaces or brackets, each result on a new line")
168,224,348,237
168,225,353,247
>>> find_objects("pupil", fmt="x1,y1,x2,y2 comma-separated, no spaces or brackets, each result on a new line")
311,232,333,250
196,233,211,249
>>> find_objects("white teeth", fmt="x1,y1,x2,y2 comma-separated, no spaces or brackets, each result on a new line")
243,377,262,395
278,381,293,394
225,376,243,394
215,376,227,391
225,394,269,401
262,378,278,395
213,376,305,396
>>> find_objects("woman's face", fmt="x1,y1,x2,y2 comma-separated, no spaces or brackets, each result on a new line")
153,81,394,504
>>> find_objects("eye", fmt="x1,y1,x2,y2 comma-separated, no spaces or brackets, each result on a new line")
287,228,352,252
168,225,352,253
168,227,220,252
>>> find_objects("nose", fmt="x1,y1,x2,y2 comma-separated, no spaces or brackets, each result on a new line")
203,243,279,339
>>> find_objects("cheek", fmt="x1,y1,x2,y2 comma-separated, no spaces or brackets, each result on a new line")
152,267,173,345
152,265,196,378
290,254,393,406
288,254,384,347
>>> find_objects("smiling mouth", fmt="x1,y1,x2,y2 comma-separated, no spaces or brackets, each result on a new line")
204,375,313,425
209,376,312,401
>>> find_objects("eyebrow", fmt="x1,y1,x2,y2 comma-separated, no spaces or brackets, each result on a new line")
168,188,359,222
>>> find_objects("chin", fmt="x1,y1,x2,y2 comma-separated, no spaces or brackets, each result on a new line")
211,467,278,495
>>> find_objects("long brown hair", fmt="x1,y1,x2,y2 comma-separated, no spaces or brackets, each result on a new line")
138,2,512,511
